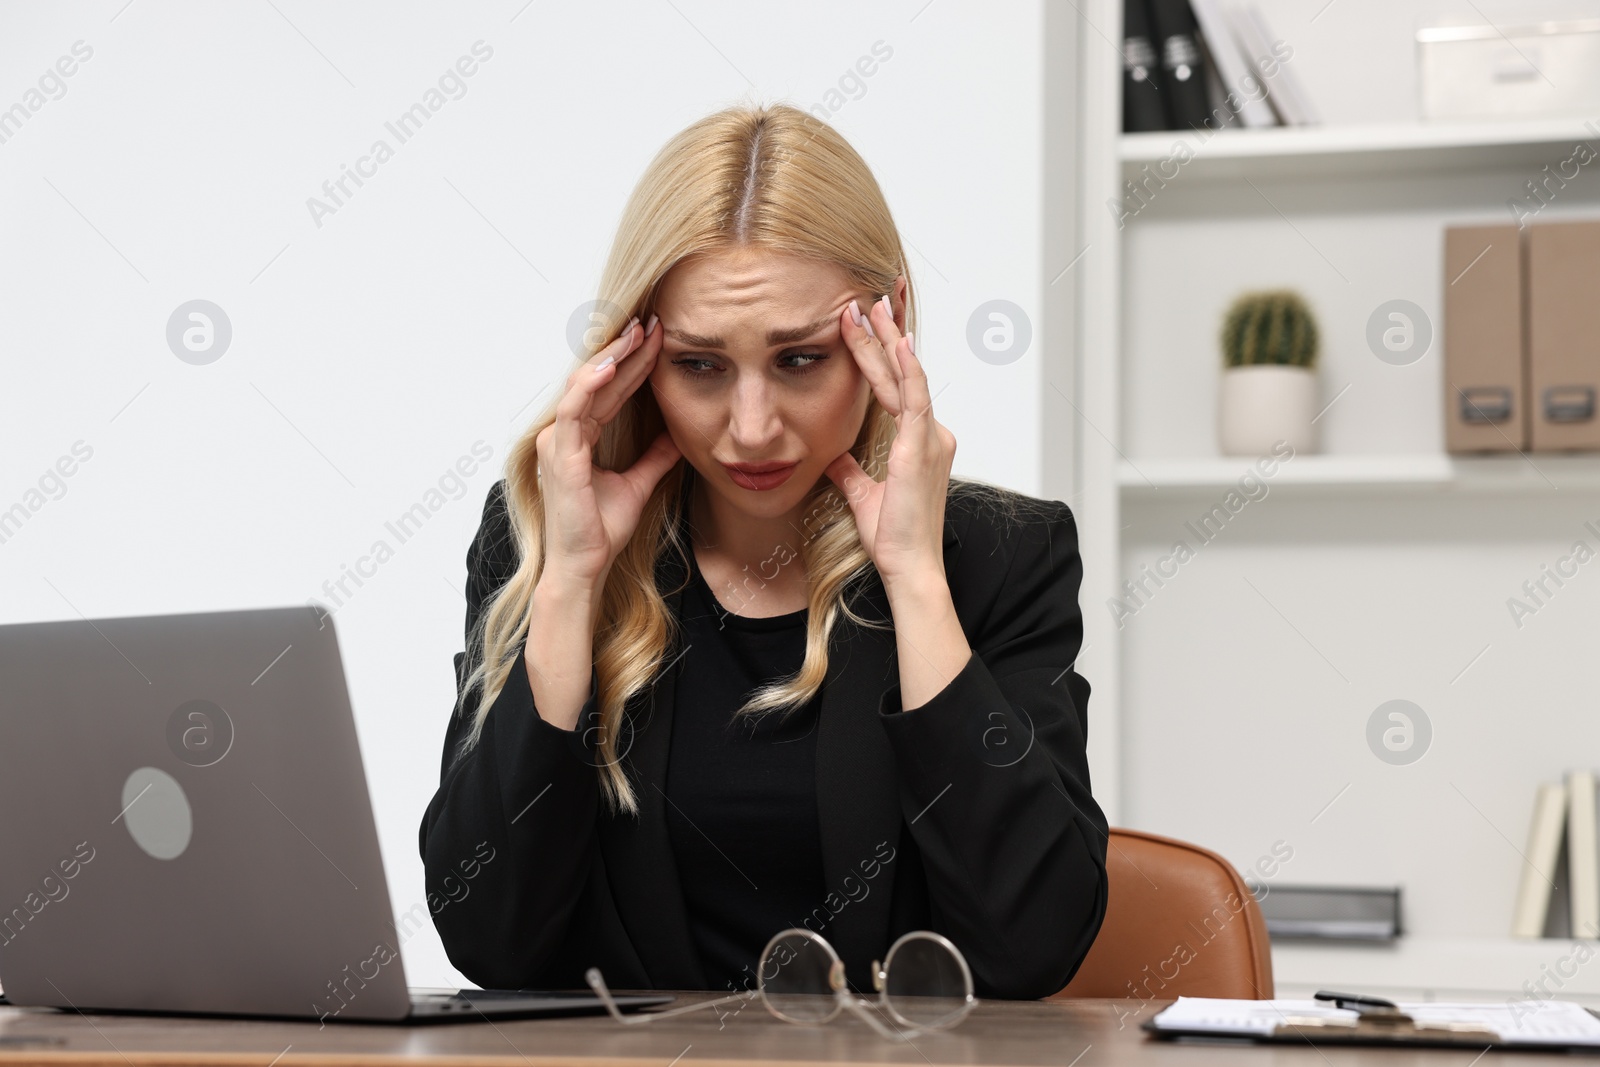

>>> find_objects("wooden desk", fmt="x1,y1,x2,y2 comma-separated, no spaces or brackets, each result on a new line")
0,994,1565,1065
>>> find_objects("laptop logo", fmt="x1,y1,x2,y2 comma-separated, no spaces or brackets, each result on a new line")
116,768,193,861
166,700,234,768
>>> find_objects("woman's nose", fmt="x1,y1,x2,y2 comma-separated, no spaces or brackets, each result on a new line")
727,384,783,445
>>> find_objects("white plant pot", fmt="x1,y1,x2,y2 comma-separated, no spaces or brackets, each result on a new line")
1217,364,1318,457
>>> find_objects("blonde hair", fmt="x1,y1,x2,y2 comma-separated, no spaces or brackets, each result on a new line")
454,101,1010,815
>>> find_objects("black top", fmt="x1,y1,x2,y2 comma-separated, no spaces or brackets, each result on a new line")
664,549,828,994
419,478,1110,1000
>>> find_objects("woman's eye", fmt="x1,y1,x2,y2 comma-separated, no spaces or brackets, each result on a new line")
671,357,717,377
671,352,829,378
783,352,828,373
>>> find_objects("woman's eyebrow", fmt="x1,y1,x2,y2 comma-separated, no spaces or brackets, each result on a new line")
665,314,836,349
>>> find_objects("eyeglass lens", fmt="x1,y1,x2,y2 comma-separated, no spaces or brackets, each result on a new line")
882,935,971,1030
759,932,839,1024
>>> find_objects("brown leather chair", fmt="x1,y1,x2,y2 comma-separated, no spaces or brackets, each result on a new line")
1053,828,1275,1000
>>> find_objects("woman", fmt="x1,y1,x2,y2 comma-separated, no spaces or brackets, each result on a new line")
418,102,1108,1001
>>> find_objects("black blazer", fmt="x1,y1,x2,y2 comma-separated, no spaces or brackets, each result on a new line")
418,476,1108,1000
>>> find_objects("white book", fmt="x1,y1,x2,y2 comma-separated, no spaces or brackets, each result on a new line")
1513,781,1568,937
1570,770,1600,939
1226,3,1321,126
1244,4,1320,124
1189,0,1276,127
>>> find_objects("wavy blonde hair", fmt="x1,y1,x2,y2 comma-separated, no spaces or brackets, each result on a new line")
453,101,1006,815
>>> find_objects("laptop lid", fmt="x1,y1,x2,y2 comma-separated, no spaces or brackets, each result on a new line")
0,604,423,1021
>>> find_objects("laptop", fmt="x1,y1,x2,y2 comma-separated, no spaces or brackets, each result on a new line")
0,604,672,1024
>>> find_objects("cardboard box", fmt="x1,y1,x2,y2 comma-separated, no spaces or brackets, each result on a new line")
1444,224,1527,453
1527,220,1600,451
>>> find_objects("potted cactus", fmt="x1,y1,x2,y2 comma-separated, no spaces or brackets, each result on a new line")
1218,290,1320,456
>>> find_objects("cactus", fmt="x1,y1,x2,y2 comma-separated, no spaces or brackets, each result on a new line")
1221,290,1319,370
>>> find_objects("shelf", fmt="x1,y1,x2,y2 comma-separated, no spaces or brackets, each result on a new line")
1118,453,1600,497
1119,117,1600,182
1272,934,1600,1004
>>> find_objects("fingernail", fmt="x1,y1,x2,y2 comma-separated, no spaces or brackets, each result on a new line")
594,355,615,373
646,313,658,336
623,316,640,339
906,332,915,356
878,294,891,318
849,299,864,327
864,316,877,340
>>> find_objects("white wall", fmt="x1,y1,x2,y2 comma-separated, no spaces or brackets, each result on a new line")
0,1,1059,988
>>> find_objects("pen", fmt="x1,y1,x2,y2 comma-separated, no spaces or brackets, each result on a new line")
1314,990,1398,1011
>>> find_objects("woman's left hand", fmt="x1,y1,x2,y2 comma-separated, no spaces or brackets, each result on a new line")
824,292,957,591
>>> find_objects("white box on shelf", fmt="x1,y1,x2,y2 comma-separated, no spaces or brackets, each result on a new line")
1418,19,1600,122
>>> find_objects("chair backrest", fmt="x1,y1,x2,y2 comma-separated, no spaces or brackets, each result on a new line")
1053,827,1274,1000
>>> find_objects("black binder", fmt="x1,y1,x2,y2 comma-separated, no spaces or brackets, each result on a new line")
1145,0,1210,130
1121,0,1167,132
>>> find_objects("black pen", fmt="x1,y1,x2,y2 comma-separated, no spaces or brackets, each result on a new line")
1314,990,1400,1013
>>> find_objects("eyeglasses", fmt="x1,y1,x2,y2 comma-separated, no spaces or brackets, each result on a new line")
586,927,978,1041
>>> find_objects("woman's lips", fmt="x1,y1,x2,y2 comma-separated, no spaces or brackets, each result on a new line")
721,462,798,491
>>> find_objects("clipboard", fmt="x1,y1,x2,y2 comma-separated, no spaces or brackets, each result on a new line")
1143,990,1600,1053
1143,1011,1506,1050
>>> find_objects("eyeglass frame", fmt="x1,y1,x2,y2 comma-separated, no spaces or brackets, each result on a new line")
585,926,978,1041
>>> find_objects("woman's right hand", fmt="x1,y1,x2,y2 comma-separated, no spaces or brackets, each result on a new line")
535,315,683,593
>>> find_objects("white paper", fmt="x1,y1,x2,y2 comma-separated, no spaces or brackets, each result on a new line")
1410,1001,1600,1045
1152,997,1600,1046
1153,998,1356,1036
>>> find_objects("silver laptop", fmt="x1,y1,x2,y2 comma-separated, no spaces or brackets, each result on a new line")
0,604,671,1024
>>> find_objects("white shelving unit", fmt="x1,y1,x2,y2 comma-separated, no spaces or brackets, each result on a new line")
1072,0,1600,1000
1119,453,1600,495
1120,118,1600,179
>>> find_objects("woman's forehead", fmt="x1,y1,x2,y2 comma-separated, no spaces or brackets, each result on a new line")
660,247,853,302
657,256,860,343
